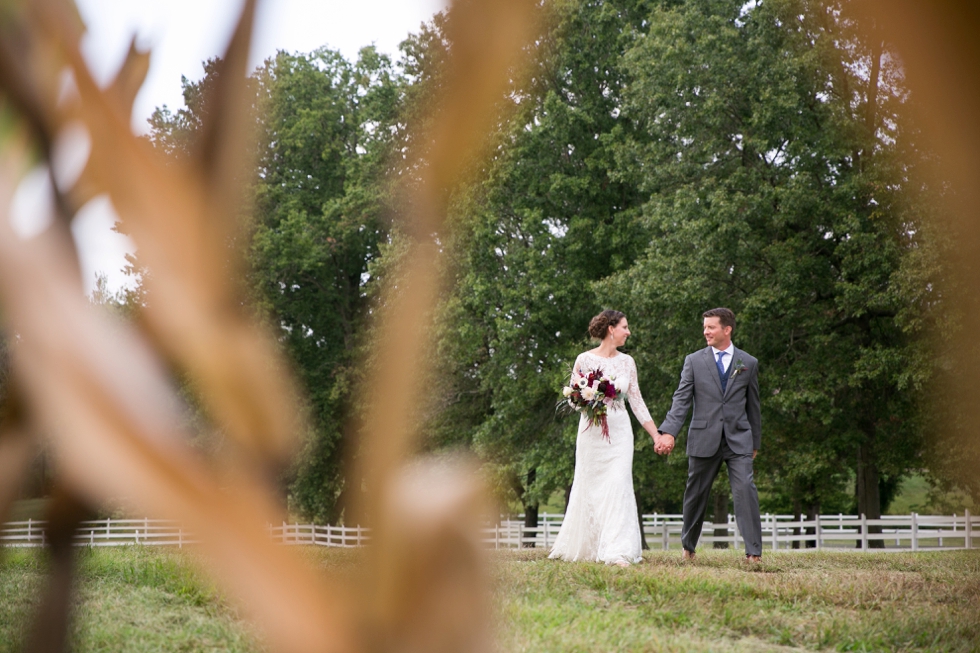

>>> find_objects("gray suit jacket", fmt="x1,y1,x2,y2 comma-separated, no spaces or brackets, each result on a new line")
660,346,761,457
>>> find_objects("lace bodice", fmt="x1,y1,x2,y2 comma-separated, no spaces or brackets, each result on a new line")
572,351,653,425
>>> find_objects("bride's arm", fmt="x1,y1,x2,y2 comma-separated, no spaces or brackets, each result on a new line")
626,357,658,439
570,354,584,385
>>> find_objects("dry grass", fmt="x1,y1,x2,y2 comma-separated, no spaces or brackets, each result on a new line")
1,547,976,652
0,548,258,653
491,549,980,652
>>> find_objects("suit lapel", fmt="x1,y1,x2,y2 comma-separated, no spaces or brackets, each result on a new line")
723,346,740,398
702,347,724,396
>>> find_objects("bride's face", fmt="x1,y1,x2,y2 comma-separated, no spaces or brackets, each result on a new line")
607,318,630,347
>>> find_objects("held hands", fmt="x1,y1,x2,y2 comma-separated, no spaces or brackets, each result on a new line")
653,432,675,456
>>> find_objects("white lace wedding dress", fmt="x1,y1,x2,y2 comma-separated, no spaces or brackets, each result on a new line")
549,351,653,565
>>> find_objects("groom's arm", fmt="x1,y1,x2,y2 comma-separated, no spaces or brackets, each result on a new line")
659,355,695,437
747,360,762,452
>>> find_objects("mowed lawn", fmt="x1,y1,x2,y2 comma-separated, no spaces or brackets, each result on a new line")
0,547,977,652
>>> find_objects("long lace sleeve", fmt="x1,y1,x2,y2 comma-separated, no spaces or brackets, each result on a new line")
626,356,653,425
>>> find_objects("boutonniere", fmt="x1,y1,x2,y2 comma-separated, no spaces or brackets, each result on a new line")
731,358,747,378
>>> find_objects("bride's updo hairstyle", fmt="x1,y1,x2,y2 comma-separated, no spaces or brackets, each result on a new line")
588,310,626,340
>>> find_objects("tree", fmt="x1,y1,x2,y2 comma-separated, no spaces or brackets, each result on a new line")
248,47,402,523
600,0,937,539
149,47,403,523
423,0,676,524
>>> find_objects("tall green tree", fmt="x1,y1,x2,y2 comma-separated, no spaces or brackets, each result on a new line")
150,47,402,523
601,0,937,534
248,47,401,523
423,0,682,524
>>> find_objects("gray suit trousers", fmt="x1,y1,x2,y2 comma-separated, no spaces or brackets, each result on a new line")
681,433,762,556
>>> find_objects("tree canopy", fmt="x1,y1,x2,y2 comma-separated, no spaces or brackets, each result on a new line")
146,0,963,525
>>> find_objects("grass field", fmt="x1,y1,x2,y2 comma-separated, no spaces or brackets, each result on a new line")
494,550,980,652
0,546,977,652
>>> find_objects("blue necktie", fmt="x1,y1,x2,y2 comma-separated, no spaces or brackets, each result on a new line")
716,351,727,391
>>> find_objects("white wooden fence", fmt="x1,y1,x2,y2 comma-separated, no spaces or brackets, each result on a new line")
497,511,979,552
1,511,975,551
0,519,368,549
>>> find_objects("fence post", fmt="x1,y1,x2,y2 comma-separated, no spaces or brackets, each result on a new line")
815,515,822,550
106,517,111,541
27,518,32,545
771,514,778,551
860,514,868,551
911,513,918,552
966,510,973,550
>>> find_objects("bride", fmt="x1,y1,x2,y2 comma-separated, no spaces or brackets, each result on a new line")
549,310,665,567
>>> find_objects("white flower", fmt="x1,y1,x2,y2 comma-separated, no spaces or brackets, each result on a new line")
581,386,596,401
575,376,588,389
562,386,573,397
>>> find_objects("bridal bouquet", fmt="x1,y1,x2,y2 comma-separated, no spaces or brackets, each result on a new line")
557,367,624,441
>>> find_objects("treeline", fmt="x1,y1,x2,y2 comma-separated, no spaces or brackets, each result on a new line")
143,0,972,529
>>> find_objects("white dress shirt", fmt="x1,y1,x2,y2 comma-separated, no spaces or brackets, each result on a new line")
711,343,735,373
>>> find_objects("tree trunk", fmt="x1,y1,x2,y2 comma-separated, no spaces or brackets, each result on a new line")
856,438,884,548
522,468,538,548
805,501,820,549
337,413,365,526
523,503,539,548
636,490,649,550
865,37,883,136
712,489,729,549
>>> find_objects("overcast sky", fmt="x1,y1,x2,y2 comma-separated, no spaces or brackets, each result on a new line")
70,0,445,294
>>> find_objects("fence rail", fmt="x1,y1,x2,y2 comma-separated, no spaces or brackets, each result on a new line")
498,511,978,552
2,511,975,551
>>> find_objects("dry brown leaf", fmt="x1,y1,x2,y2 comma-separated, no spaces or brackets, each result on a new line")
0,0,545,651
0,141,358,653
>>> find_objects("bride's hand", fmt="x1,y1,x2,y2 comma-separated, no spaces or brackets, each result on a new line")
655,433,675,455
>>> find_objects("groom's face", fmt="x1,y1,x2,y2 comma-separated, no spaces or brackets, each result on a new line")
703,317,732,349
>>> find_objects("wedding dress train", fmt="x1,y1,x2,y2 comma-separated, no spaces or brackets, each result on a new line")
549,351,652,565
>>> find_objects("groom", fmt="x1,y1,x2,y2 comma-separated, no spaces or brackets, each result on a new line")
655,308,763,562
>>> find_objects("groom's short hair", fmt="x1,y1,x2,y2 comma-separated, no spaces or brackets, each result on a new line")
703,307,735,331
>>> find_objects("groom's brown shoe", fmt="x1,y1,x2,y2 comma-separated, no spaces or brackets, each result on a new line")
682,549,696,561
